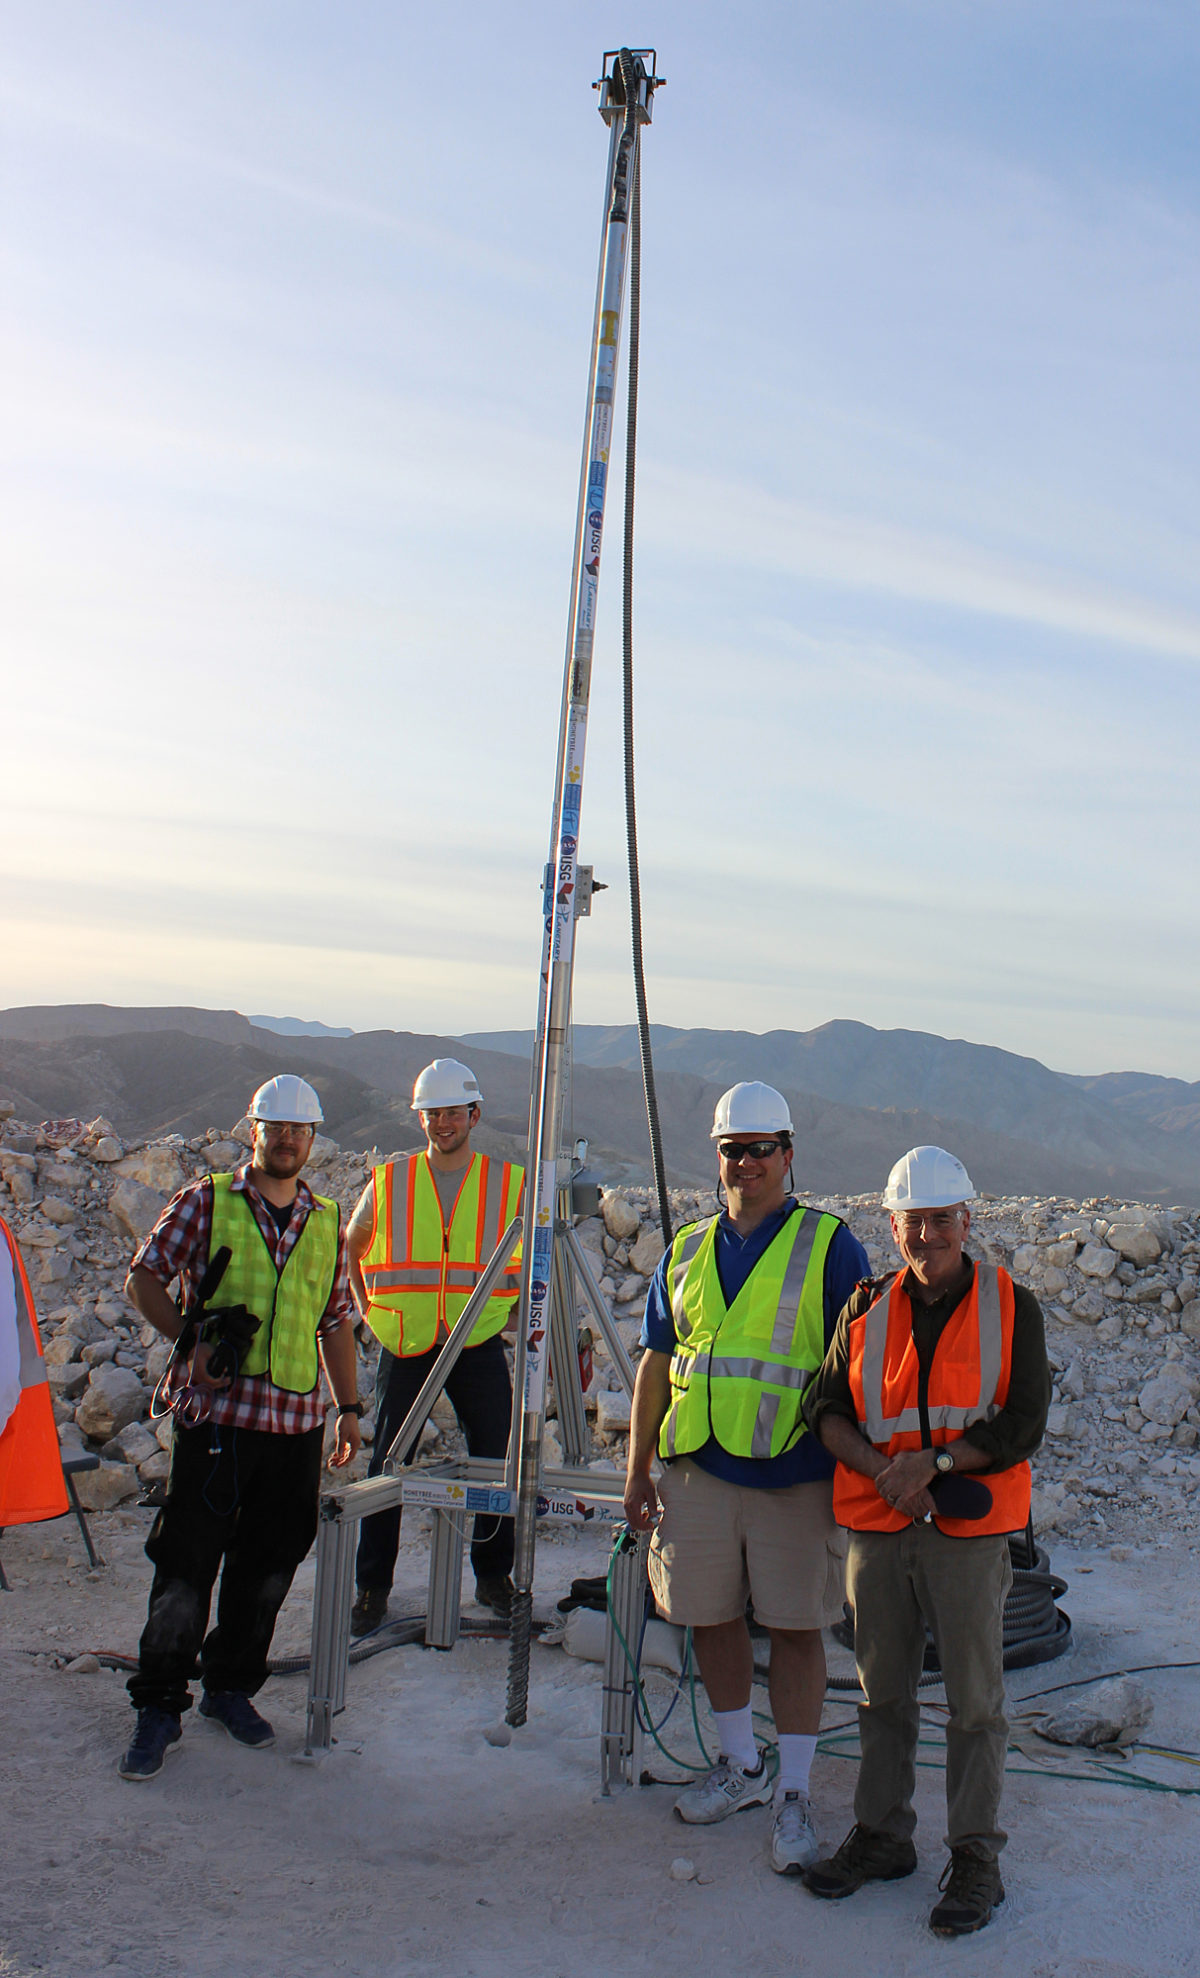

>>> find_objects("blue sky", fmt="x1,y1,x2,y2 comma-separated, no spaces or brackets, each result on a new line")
3,3,1199,1076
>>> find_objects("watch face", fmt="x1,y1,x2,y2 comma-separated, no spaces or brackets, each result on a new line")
936,1450,954,1473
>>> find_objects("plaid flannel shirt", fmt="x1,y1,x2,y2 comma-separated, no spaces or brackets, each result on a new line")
131,1164,353,1435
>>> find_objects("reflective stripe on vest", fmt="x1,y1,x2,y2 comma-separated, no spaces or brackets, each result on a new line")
0,1216,69,1525
208,1176,338,1395
860,1264,1005,1441
360,1152,524,1358
834,1263,1031,1538
659,1207,839,1463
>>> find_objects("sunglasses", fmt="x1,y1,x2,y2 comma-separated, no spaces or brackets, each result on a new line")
717,1139,787,1163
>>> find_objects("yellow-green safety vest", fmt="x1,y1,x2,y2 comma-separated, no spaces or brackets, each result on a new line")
659,1206,840,1463
360,1152,523,1358
207,1174,339,1395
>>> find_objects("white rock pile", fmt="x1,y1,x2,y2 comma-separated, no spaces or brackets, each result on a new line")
3,1101,1197,1552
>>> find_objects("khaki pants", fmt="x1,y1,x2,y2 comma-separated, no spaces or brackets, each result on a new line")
846,1524,1012,1862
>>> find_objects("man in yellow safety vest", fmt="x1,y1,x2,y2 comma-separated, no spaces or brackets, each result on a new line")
624,1082,870,1875
349,1058,523,1633
119,1074,361,1781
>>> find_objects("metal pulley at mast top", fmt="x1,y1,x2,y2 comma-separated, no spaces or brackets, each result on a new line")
505,48,665,1728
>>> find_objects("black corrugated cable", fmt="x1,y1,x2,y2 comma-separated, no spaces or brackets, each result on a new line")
621,135,672,1247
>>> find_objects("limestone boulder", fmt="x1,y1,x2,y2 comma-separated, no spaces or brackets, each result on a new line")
91,1137,124,1163
595,1389,633,1438
110,1178,167,1242
1077,1242,1118,1280
81,1339,118,1367
116,1146,187,1195
201,1139,243,1173
1103,1209,1166,1268
1129,1275,1169,1306
106,1421,160,1466
40,1195,77,1225
601,1191,641,1242
1045,1402,1082,1440
1042,1240,1078,1268
72,1461,139,1511
1179,1300,1200,1342
1070,1289,1106,1324
44,1333,84,1367
1037,1676,1153,1749
628,1225,665,1277
1138,1365,1198,1429
76,1363,146,1440
47,1362,90,1401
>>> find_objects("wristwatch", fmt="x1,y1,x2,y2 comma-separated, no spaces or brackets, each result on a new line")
334,1401,366,1418
934,1448,955,1476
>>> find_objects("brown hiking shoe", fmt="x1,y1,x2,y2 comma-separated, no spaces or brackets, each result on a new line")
929,1850,1005,1936
803,1824,917,1900
350,1587,389,1637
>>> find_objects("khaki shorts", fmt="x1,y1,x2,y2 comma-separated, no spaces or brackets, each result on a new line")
648,1457,845,1632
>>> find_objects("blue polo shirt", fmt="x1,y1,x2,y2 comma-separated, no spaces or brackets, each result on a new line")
639,1200,870,1489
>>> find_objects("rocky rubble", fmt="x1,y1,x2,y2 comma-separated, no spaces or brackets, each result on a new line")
3,1103,1198,1553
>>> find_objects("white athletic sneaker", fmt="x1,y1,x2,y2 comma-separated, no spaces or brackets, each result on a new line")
770,1789,818,1873
674,1755,773,1825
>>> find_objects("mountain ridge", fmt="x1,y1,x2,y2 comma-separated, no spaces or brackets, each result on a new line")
2,1005,1197,1203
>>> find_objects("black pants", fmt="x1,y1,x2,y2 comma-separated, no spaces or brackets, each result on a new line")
355,1332,514,1590
127,1421,324,1716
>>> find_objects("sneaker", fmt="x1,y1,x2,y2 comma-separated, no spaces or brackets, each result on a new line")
929,1849,1005,1936
770,1789,819,1873
198,1690,275,1749
674,1755,773,1825
803,1823,918,1899
350,1586,390,1637
118,1707,182,1781
474,1574,515,1619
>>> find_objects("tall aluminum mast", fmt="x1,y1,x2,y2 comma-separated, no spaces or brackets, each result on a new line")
505,48,663,1727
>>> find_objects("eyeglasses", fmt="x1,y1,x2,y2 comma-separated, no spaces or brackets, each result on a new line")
717,1139,787,1163
260,1122,315,1143
895,1210,963,1233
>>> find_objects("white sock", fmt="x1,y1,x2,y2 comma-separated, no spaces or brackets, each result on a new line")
776,1732,817,1797
712,1705,758,1771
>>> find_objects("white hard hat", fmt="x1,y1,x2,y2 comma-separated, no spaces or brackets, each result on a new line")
248,1074,324,1125
883,1145,975,1212
411,1058,483,1112
711,1082,794,1139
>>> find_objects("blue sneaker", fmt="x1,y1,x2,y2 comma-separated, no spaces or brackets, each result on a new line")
199,1690,275,1749
118,1708,182,1781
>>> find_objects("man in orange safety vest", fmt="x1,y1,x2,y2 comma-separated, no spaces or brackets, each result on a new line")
347,1058,523,1634
801,1146,1050,1939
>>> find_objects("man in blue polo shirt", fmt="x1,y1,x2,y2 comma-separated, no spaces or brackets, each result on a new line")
624,1082,869,1874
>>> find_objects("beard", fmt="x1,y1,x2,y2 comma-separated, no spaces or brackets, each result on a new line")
258,1144,309,1180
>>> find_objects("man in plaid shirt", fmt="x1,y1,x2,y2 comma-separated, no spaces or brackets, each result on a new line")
117,1074,361,1781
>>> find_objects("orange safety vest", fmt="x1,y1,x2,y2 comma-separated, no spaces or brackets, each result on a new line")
360,1152,523,1358
833,1262,1031,1538
0,1216,70,1525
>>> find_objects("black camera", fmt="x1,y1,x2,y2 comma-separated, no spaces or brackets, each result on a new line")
196,1305,261,1383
